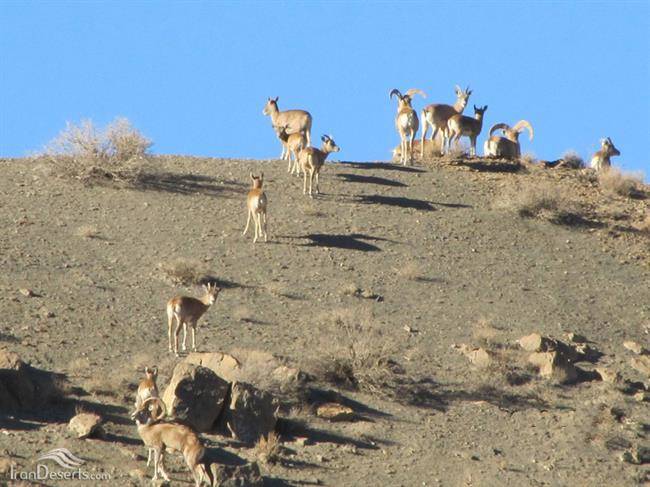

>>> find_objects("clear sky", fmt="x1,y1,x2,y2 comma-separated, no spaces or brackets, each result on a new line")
1,1,648,176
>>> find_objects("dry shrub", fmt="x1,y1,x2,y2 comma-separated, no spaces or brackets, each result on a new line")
159,258,210,286
495,180,578,222
306,307,399,394
256,431,281,464
598,168,644,198
42,117,152,182
75,225,99,239
560,150,585,169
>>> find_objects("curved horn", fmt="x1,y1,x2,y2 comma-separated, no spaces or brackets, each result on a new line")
489,123,510,137
250,172,254,180
142,397,167,421
513,120,534,140
389,88,402,100
405,88,426,99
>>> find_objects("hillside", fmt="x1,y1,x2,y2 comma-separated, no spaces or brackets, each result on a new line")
0,154,648,486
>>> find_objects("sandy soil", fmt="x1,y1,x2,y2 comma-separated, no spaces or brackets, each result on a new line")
0,154,648,486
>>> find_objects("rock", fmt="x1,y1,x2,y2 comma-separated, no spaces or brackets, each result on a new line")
630,356,650,377
316,403,355,421
185,351,242,383
456,344,493,368
162,363,229,432
68,412,103,439
19,288,34,297
634,391,649,402
210,461,264,487
0,351,35,410
624,341,648,355
518,333,554,352
186,350,307,390
567,332,587,343
271,365,308,386
220,381,277,444
529,351,578,384
620,446,650,465
595,366,622,384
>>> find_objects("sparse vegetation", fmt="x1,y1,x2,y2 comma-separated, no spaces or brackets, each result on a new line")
561,150,585,169
307,307,399,394
159,258,210,286
598,168,644,198
495,180,579,223
42,117,152,182
255,431,281,464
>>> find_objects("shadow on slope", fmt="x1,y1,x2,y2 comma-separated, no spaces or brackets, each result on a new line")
133,171,245,198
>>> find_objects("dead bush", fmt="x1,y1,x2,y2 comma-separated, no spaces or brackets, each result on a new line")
42,117,152,183
306,307,399,394
560,150,585,169
159,258,210,286
495,180,579,222
598,168,644,198
256,431,281,464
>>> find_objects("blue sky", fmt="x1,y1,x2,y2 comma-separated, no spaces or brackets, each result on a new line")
1,1,648,176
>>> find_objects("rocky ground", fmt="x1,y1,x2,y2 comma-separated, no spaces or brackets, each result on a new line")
0,154,648,486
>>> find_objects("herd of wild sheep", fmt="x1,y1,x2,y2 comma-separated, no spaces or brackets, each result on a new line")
128,84,623,486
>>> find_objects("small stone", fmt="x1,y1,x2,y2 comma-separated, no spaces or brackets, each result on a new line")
634,391,649,402
624,341,648,356
529,351,578,384
620,446,650,465
630,356,650,377
567,332,587,343
595,367,622,384
519,333,553,352
316,403,355,421
19,288,34,297
68,412,102,439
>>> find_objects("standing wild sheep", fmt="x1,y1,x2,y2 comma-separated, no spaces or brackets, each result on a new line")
390,88,426,165
447,105,488,157
298,134,340,197
167,283,221,356
421,85,472,156
243,173,268,242
131,397,212,487
263,97,312,159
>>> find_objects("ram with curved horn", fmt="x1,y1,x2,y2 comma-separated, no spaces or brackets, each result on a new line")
484,120,534,159
131,397,212,487
421,85,472,157
263,97,312,159
590,137,620,172
390,88,426,165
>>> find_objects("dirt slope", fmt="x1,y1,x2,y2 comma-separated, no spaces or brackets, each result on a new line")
0,155,648,486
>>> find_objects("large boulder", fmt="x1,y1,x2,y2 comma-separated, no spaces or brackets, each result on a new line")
518,333,555,353
185,349,307,391
0,351,62,411
0,351,36,409
162,363,229,432
210,461,264,487
68,412,103,439
219,381,278,445
630,356,650,377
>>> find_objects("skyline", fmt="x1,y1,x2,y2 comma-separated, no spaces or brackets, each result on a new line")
1,1,648,177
